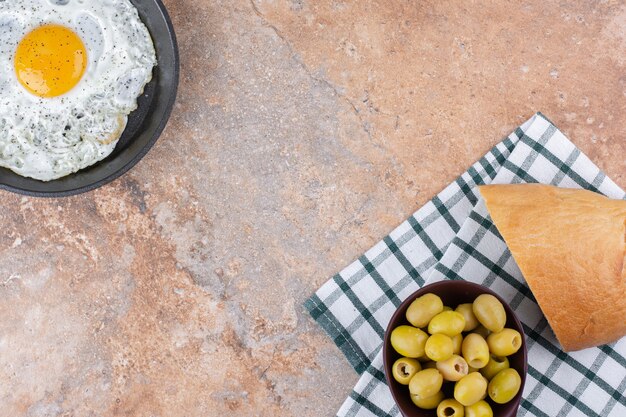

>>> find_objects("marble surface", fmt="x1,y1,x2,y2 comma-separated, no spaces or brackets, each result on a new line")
1,1,625,416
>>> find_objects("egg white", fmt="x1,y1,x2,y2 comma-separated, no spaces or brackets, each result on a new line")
0,0,157,181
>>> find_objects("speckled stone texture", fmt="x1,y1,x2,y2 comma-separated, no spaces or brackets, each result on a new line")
0,1,624,416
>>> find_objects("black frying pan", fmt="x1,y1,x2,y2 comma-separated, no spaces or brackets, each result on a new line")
0,0,179,197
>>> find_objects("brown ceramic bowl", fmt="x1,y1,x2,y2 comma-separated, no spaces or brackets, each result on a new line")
383,280,528,417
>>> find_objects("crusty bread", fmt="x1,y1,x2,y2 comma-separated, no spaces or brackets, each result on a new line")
479,184,626,352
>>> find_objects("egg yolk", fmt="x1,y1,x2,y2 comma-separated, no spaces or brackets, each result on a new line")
14,24,87,98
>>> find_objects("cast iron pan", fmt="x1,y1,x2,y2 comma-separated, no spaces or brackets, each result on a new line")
0,0,179,197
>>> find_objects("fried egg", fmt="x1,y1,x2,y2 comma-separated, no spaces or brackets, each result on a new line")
0,0,157,181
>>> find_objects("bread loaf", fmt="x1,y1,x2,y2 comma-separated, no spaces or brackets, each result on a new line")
479,184,626,352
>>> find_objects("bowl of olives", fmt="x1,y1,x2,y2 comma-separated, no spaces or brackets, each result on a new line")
383,280,528,417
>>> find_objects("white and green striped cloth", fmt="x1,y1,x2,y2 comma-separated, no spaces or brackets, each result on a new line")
305,113,626,417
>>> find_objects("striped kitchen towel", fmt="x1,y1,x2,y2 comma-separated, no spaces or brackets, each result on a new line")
305,113,626,417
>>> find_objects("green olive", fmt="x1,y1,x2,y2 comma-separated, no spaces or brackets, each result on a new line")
391,357,421,385
428,311,466,337
451,333,463,355
487,328,523,357
411,390,445,409
479,354,509,381
488,368,521,404
390,325,429,358
437,398,465,417
442,306,453,311
409,368,444,400
473,324,491,339
436,354,468,382
406,293,444,328
464,400,493,417
472,294,506,333
454,372,488,406
461,333,490,369
455,303,479,331
425,333,454,362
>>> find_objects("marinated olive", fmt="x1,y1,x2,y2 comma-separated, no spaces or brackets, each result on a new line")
411,390,445,409
436,354,468,381
454,372,488,407
455,303,479,331
473,325,491,339
479,354,509,381
392,357,421,385
390,325,428,358
409,368,444,400
425,333,454,362
472,294,506,333
487,328,523,357
464,400,493,417
451,333,463,355
389,292,522,413
488,368,521,404
437,398,465,417
428,311,466,337
406,293,444,328
461,333,489,369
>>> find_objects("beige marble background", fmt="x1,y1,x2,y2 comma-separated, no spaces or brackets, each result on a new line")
1,1,624,416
